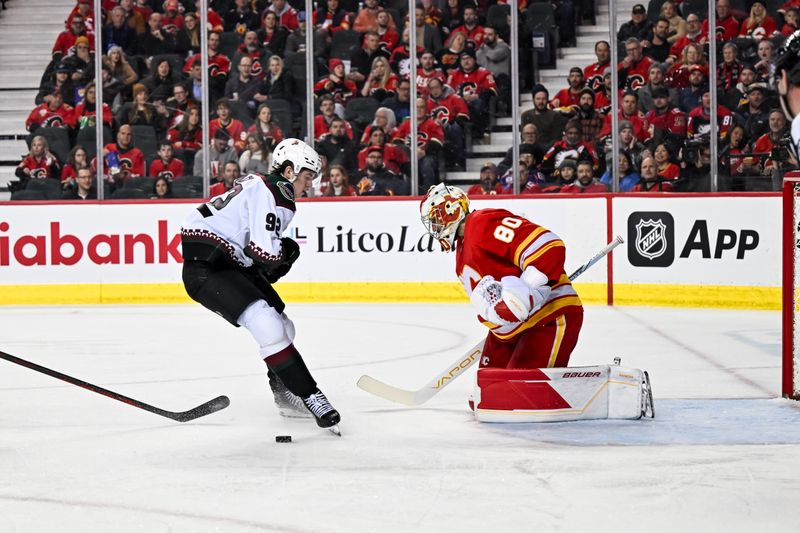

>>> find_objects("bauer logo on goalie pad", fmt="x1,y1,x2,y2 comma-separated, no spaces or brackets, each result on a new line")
628,212,674,267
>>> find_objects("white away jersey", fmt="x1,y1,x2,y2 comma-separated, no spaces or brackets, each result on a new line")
181,173,296,268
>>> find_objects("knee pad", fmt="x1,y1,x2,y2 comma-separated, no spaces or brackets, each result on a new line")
237,300,292,357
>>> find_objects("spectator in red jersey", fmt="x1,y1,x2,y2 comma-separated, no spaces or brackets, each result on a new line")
62,167,97,200
391,98,445,192
182,31,231,101
653,142,681,180
645,86,687,149
206,160,239,197
598,91,650,144
61,145,91,188
314,58,357,107
703,0,740,41
375,9,400,54
161,0,184,34
447,49,497,140
467,162,505,196
149,141,185,179
357,128,406,175
314,0,351,36
541,119,600,178
782,8,800,36
448,5,484,49
416,51,447,97
632,156,674,192
639,63,679,113
269,0,299,31
618,37,654,92
224,0,259,33
321,164,357,197
175,11,201,56
584,41,611,94
644,17,672,63
73,81,113,130
354,146,406,196
238,133,271,174
209,98,248,153
427,77,469,170
314,94,355,140
739,0,778,39
257,12,288,58
360,56,399,100
353,0,382,33
551,67,585,113
26,91,75,133
66,0,95,34
720,124,752,187
387,26,425,79
667,13,707,63
53,12,93,61
687,87,733,140
561,160,608,193
103,124,146,183
13,136,61,191
249,102,284,150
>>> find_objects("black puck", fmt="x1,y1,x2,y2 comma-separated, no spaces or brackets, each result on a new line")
275,435,292,443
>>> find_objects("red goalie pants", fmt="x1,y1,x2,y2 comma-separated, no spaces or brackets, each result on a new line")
481,310,583,369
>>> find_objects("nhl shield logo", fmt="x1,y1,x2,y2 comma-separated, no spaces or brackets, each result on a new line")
627,212,675,267
635,219,667,259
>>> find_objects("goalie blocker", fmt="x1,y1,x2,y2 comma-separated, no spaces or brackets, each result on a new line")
472,364,654,422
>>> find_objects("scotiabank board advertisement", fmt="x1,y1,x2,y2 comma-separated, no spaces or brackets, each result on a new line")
0,197,609,305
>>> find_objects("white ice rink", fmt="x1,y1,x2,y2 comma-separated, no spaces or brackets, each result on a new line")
0,302,798,533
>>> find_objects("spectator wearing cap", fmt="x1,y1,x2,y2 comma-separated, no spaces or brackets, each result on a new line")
703,0,740,41
729,63,759,109
613,121,647,170
551,67,586,112
632,156,674,192
269,0,300,31
644,86,687,149
678,65,710,113
161,0,184,34
223,0,259,33
718,42,743,96
53,12,94,60
354,146,406,196
284,10,310,54
543,158,578,193
584,41,611,94
101,124,146,183
316,116,359,175
349,31,390,87
666,43,707,90
659,2,686,44
521,86,568,146
209,98,248,153
26,90,76,133
573,88,605,144
447,48,497,139
63,35,95,86
561,160,608,193
37,62,77,107
618,4,654,44
314,94,355,141
477,26,511,112
644,17,672,63
734,83,771,139
639,63,680,113
618,38,654,92
600,150,641,192
668,12,707,63
193,128,238,179
103,45,139,95
541,119,600,178
391,98,445,193
103,6,137,54
426,77,469,171
314,58,358,106
598,91,650,144
497,123,548,176
257,13,288,59
739,0,778,39
687,86,733,139
357,128,406,175
468,162,505,196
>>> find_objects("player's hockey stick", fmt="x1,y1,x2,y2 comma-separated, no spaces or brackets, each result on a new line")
0,350,230,422
357,235,625,406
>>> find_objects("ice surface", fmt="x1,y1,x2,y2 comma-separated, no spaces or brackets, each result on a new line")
0,303,798,533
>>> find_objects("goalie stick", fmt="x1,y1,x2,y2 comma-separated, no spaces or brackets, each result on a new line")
0,350,230,422
357,235,625,406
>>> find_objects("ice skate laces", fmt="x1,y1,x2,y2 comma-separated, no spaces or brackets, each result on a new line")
303,390,335,418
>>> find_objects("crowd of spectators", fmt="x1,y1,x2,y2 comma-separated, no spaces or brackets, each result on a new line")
9,0,794,201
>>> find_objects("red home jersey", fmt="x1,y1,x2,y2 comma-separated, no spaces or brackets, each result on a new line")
19,155,59,180
450,24,485,48
183,53,231,78
447,67,497,98
645,107,687,138
584,61,610,93
26,103,75,130
392,118,444,149
149,158,185,180
416,67,447,97
455,208,582,341
208,118,248,152
427,93,470,127
313,115,354,140
103,143,145,178
702,16,739,41
618,56,654,91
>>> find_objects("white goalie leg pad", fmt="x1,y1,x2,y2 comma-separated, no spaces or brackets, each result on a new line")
473,365,651,423
236,300,292,358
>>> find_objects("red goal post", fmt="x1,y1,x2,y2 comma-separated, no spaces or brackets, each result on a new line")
784,177,800,399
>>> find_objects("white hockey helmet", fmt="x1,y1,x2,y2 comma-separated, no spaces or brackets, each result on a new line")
271,138,321,181
420,183,469,252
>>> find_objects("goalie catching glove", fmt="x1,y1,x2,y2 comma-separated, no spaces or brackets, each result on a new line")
470,266,551,326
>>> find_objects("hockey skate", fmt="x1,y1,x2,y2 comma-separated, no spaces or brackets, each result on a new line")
268,370,312,419
302,389,342,436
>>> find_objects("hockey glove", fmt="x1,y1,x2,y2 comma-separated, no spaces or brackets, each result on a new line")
266,237,300,284
470,275,520,326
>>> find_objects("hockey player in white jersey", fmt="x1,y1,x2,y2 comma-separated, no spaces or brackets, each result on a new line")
181,139,341,434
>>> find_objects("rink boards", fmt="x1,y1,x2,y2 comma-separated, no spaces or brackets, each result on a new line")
0,194,780,309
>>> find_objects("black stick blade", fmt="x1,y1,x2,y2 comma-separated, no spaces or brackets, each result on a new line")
172,395,231,423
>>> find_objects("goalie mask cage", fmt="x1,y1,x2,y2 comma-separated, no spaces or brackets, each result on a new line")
783,177,800,399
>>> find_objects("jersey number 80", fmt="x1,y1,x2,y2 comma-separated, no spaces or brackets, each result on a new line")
493,217,522,243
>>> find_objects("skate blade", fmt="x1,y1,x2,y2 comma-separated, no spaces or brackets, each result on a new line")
327,425,341,437
279,409,312,419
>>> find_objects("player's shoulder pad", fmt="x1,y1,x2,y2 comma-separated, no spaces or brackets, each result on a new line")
262,173,297,212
